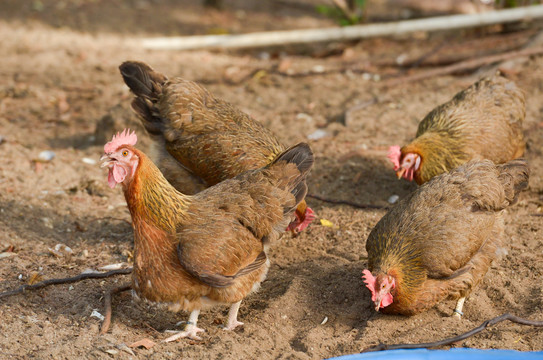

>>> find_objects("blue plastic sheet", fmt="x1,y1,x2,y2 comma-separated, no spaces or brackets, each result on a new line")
330,348,543,360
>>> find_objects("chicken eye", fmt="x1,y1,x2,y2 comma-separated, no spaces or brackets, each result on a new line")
122,150,129,157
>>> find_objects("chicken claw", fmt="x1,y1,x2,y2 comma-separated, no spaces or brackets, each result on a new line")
223,300,244,331
163,310,205,342
163,325,205,342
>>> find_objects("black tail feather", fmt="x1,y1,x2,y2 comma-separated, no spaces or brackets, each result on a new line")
119,61,167,99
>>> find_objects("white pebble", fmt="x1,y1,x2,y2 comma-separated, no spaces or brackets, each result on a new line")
388,195,399,204
296,113,313,123
38,150,56,162
312,65,325,73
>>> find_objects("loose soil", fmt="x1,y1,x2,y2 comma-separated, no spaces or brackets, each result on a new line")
0,1,542,359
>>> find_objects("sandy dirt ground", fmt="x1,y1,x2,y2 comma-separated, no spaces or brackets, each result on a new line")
0,1,542,359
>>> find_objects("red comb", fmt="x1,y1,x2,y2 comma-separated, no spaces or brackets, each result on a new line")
362,269,377,301
104,129,137,153
387,145,401,171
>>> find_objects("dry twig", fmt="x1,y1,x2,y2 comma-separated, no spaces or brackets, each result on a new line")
362,313,543,352
100,284,132,334
307,193,385,210
0,268,133,300
382,46,543,86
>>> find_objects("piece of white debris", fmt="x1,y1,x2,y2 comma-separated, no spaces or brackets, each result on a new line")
99,263,128,271
82,157,97,165
90,309,105,321
0,252,17,259
307,129,329,140
320,316,328,325
54,243,73,254
388,195,399,204
38,150,56,162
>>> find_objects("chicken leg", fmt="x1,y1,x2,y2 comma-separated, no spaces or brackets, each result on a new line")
224,300,244,331
163,309,205,342
452,297,466,319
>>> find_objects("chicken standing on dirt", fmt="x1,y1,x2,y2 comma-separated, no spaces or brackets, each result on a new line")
119,61,314,233
100,129,314,341
388,74,525,185
363,159,529,316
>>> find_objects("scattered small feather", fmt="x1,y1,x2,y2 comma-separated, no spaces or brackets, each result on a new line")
388,195,399,204
129,338,157,349
320,219,334,227
0,252,17,259
91,309,105,321
104,349,118,355
27,272,43,285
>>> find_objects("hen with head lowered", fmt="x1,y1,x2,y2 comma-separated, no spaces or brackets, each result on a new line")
363,159,529,316
388,75,525,185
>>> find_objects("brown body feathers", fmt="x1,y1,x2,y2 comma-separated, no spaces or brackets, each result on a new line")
366,159,529,315
398,75,525,184
122,141,313,323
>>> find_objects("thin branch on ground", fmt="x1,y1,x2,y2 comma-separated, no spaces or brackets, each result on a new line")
100,284,132,335
382,46,543,86
306,193,386,210
361,313,543,353
0,268,133,300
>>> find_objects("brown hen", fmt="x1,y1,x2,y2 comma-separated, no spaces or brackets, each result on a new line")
363,159,529,316
119,61,314,232
100,129,314,340
388,74,525,185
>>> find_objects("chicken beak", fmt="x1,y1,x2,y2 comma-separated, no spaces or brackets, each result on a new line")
373,296,382,312
100,154,113,168
396,168,406,179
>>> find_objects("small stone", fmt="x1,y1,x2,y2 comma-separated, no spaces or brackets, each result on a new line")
388,195,399,204
42,217,54,229
38,150,56,162
307,129,329,140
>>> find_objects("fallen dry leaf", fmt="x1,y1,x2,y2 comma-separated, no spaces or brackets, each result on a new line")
320,219,334,227
129,338,156,349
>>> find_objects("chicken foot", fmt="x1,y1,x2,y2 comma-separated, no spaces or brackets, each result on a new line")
224,300,244,331
163,310,205,342
452,297,466,319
